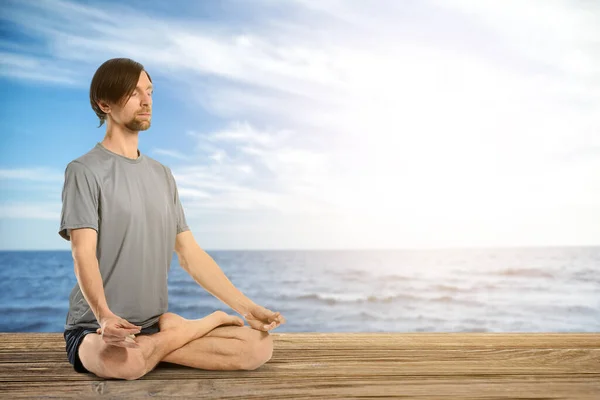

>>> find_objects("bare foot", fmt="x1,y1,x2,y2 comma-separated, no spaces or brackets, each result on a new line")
159,311,244,341
212,311,245,328
187,311,244,339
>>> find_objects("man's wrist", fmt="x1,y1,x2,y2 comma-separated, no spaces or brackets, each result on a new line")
97,308,115,324
234,297,256,316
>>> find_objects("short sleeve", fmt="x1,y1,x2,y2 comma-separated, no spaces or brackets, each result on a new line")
58,161,100,241
167,167,189,234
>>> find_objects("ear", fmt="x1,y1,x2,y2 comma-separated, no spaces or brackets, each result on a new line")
97,100,111,114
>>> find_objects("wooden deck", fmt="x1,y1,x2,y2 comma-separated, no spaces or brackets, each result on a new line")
0,332,599,399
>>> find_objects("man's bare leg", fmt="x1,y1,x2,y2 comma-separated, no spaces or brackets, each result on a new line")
161,324,274,371
78,311,240,380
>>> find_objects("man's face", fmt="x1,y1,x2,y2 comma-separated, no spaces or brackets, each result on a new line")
108,71,153,132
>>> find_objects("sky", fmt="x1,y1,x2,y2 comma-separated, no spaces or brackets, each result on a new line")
0,0,599,251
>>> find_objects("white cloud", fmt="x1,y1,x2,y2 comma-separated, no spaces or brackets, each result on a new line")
151,149,190,161
2,0,599,247
0,52,82,85
0,202,60,220
175,122,337,216
0,167,63,182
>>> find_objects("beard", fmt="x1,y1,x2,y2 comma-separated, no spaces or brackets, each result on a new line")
125,115,151,132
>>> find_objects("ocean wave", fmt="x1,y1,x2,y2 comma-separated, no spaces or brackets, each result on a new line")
167,279,199,288
0,321,47,332
324,270,413,283
1,305,66,316
556,305,599,316
324,269,373,282
168,304,223,315
357,311,380,320
432,284,469,292
570,269,600,283
288,292,421,305
430,295,483,306
169,287,205,297
496,268,554,278
378,274,412,282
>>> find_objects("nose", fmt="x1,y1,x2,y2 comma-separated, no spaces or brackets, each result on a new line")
141,92,152,106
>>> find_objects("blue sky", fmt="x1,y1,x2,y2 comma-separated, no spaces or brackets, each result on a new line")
1,0,599,250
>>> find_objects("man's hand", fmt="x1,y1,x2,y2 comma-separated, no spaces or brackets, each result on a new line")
243,304,286,331
95,313,142,348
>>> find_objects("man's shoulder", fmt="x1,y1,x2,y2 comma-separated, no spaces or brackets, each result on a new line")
64,144,106,173
67,145,108,169
144,154,173,176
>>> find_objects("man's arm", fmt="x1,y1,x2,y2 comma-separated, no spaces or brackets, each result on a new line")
71,228,142,346
70,228,113,322
174,231,256,315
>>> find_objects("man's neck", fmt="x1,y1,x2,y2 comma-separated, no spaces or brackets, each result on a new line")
102,127,140,160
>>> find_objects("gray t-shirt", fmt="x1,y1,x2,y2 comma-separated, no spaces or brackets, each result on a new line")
59,142,189,331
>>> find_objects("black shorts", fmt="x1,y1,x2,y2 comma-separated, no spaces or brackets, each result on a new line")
63,320,161,373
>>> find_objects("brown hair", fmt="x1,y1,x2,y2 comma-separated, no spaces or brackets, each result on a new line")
89,58,152,127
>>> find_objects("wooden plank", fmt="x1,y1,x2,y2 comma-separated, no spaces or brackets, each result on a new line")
2,332,600,350
273,333,600,350
1,376,599,399
0,347,600,372
0,333,598,399
2,358,600,381
1,347,599,381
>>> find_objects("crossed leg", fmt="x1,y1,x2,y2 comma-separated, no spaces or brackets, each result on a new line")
161,323,272,370
78,311,273,380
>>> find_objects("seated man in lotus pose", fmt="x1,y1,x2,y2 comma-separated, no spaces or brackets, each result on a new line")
60,57,286,380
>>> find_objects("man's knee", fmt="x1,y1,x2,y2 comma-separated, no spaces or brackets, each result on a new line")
113,359,147,381
239,329,273,370
86,340,148,380
100,350,147,380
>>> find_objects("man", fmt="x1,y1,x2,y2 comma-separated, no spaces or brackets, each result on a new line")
60,58,286,380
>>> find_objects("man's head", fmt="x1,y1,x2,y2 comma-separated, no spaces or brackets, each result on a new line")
90,58,153,132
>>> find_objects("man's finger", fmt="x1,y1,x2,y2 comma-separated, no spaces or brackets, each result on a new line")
103,335,127,343
105,327,140,336
118,320,140,329
105,337,139,348
257,307,274,318
251,320,269,331
270,313,285,324
102,329,128,338
124,335,137,344
119,321,142,331
263,321,276,330
101,331,134,341
109,340,139,349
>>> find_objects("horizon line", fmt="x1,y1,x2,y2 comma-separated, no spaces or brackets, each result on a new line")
2,244,600,252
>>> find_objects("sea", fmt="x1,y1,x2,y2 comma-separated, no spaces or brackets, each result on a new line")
0,247,598,333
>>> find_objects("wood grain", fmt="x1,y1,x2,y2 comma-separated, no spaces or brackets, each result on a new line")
0,332,598,399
